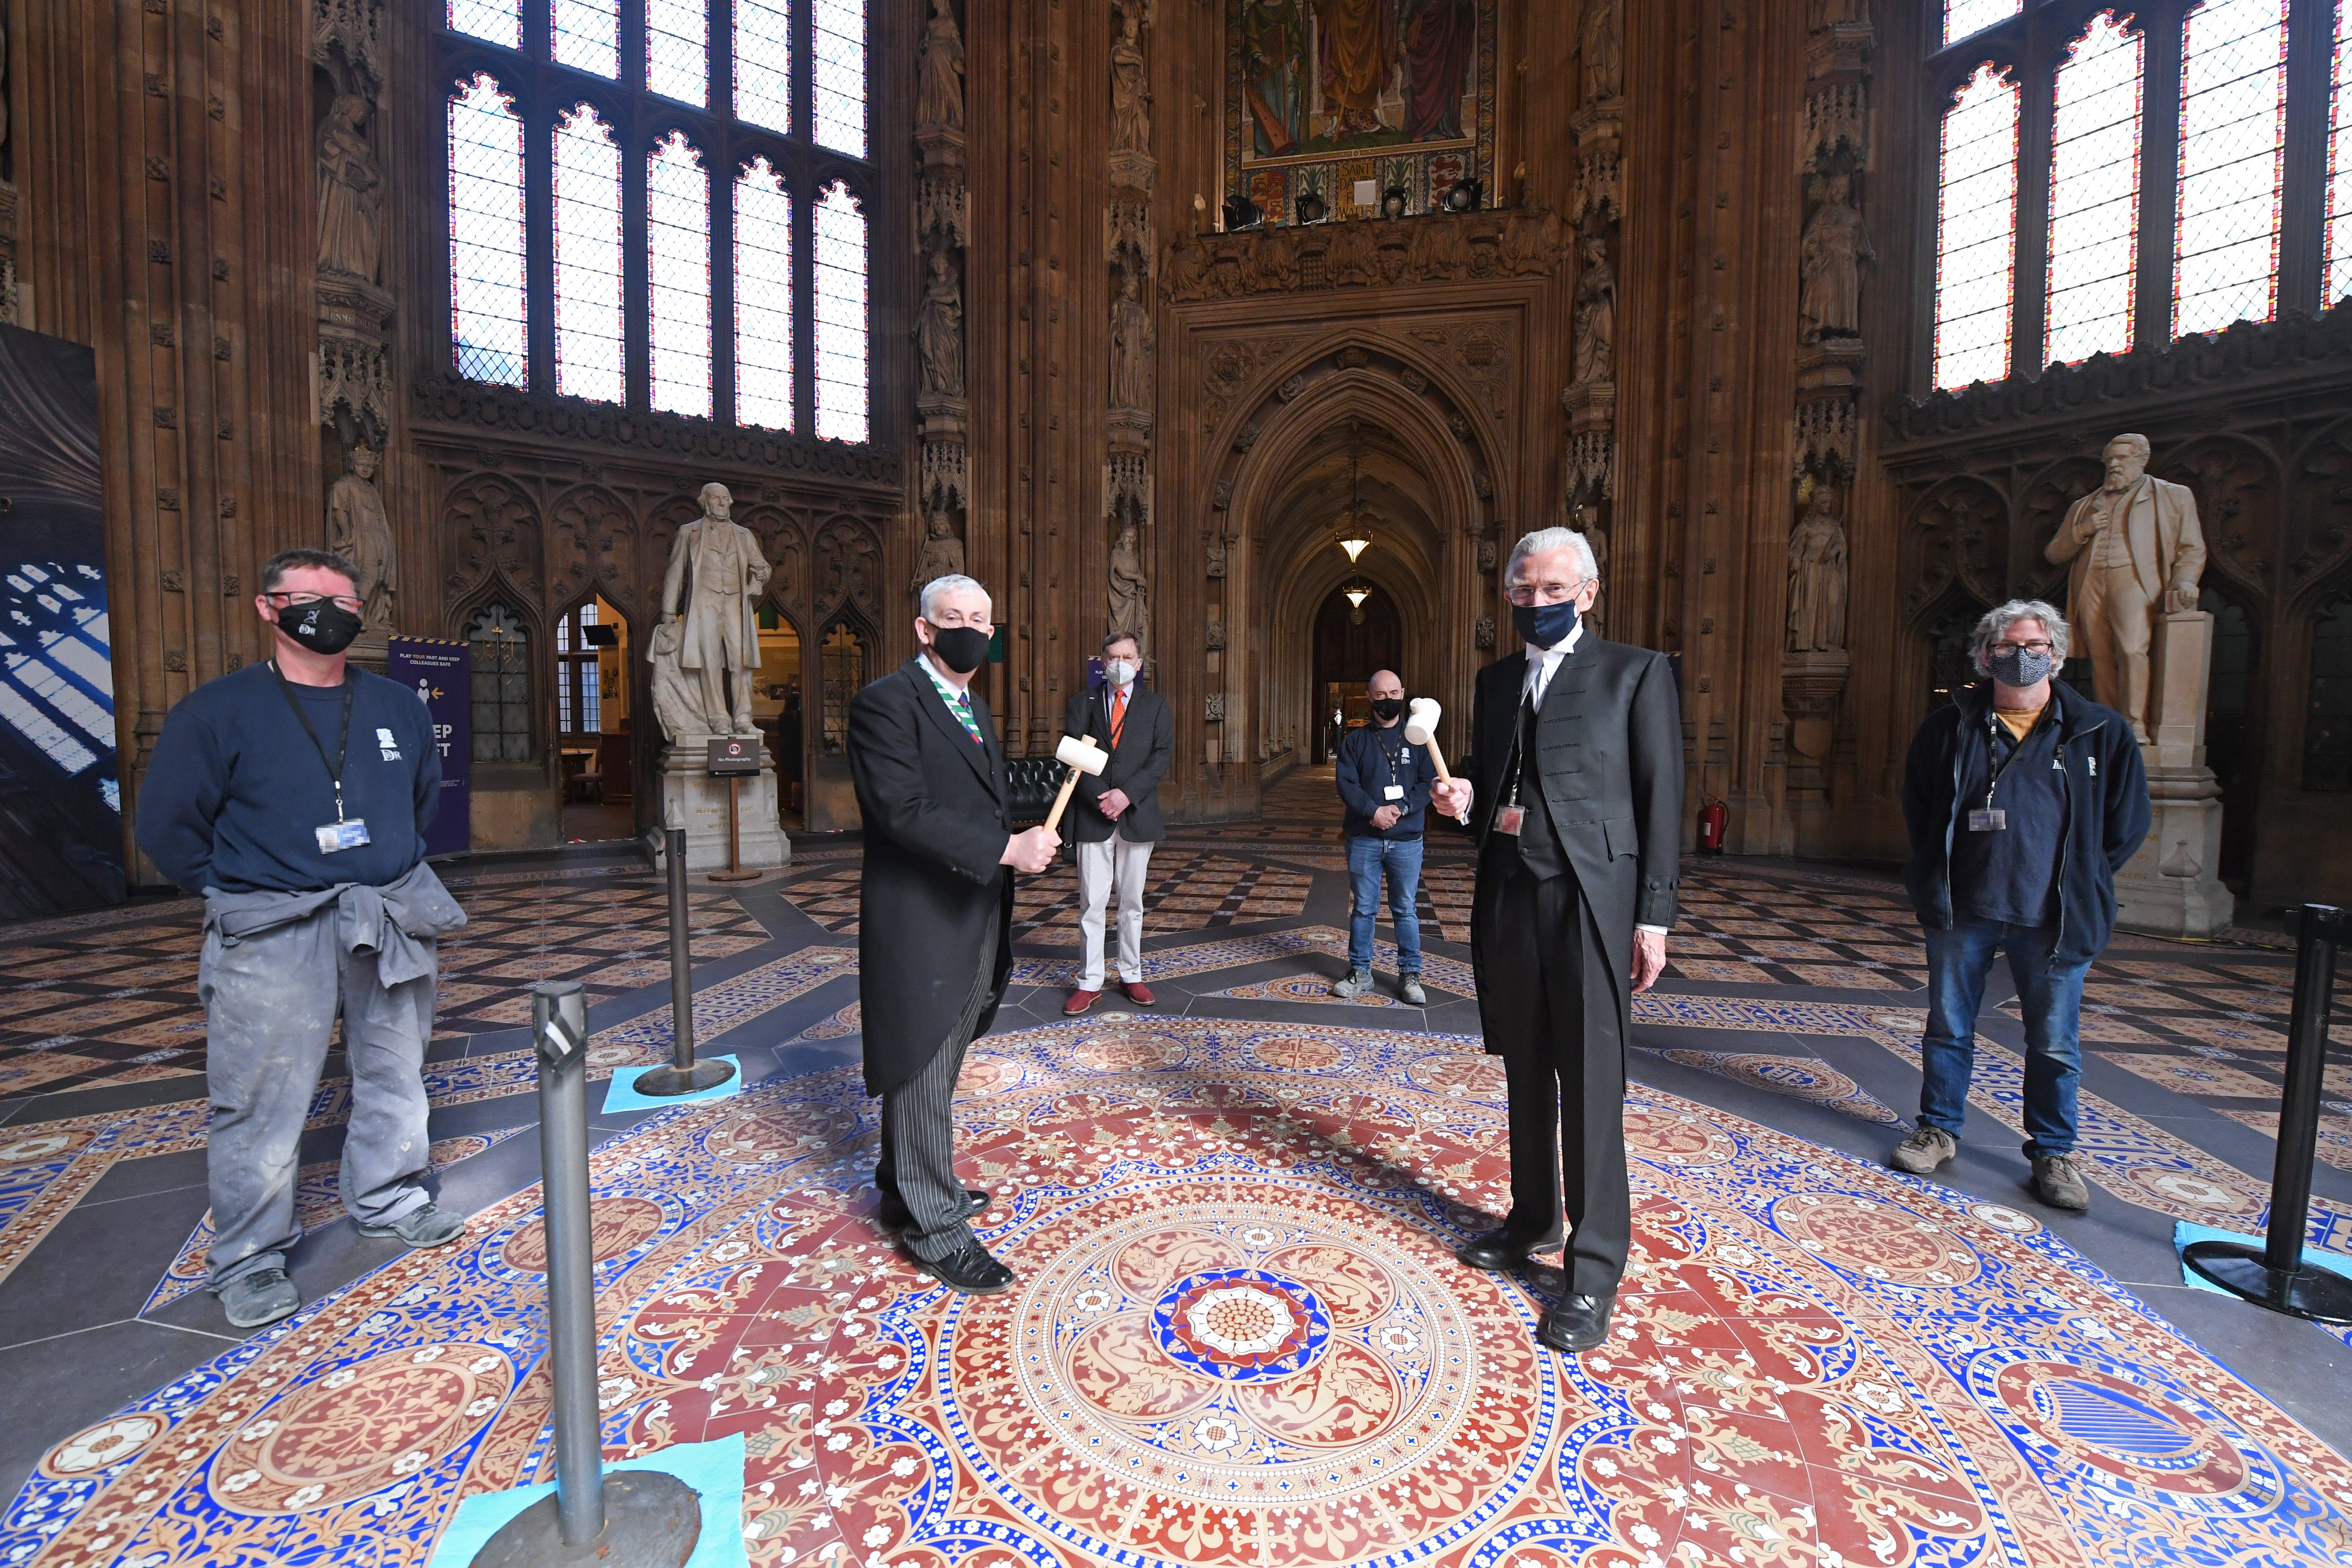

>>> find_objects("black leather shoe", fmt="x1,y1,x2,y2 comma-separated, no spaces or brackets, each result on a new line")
877,1189,991,1230
1455,1227,1559,1272
1536,1293,1614,1353
909,1239,1015,1294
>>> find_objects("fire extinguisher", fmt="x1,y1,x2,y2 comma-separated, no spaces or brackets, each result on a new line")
1697,795,1728,856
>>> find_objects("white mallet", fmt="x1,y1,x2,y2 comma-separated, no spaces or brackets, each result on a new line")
1404,699,1467,821
1044,732,1109,834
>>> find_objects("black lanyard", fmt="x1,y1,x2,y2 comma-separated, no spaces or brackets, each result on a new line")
1980,709,2042,811
271,661,355,822
1374,725,1406,787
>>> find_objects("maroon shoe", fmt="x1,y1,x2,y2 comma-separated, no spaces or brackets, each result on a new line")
1122,980,1157,1007
1064,989,1101,1016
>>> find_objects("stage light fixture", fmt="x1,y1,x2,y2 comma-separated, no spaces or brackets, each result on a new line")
1380,185,1410,219
1223,193,1262,231
1295,190,1328,226
1441,178,1483,213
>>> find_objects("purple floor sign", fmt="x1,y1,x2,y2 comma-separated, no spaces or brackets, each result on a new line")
389,637,471,857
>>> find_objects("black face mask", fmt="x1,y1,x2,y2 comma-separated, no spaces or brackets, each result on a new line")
1369,697,1405,722
277,597,363,656
928,624,991,675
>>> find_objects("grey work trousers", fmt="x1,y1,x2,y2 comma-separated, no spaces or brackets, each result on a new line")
876,915,998,1262
199,906,438,1289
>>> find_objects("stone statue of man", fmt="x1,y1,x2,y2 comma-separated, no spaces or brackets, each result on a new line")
2044,433,2208,744
325,444,397,634
659,482,773,738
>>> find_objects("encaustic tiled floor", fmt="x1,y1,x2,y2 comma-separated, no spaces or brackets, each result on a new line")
0,768,2346,1567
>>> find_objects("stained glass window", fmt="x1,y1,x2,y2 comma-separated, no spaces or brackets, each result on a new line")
814,181,869,442
1944,0,2020,49
647,0,708,107
2325,0,2352,304
736,158,795,430
736,0,792,135
813,0,868,158
553,0,619,77
1934,65,2022,389
2174,0,2290,336
648,133,714,418
448,0,520,49
553,104,625,403
448,74,528,387
2045,14,2145,364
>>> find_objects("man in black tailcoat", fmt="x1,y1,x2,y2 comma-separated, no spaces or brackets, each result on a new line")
848,574,1061,1293
1431,526,1683,1354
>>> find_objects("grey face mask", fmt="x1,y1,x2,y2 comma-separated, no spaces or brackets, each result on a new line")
1988,646,2055,688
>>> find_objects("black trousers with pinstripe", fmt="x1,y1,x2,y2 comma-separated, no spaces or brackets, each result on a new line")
875,915,999,1262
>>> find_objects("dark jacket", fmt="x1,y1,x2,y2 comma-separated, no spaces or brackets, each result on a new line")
1335,719,1436,839
1060,683,1174,844
1902,679,2151,966
847,658,1016,1094
1458,637,1684,1054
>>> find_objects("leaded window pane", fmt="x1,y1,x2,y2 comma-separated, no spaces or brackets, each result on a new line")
1935,64,2021,389
448,74,528,387
648,133,714,419
1944,0,2020,49
553,104,625,404
553,0,620,77
736,0,792,135
736,158,795,430
2325,0,2352,304
448,0,520,50
813,0,868,158
2174,0,2290,336
648,0,709,107
814,181,869,442
2046,12,2145,365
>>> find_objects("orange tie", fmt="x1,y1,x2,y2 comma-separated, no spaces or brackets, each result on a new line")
1110,688,1127,750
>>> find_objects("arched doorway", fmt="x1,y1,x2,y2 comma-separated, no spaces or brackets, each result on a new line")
1311,582,1402,762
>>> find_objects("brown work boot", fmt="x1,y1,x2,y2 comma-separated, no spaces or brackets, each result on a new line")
1889,1125,1958,1175
2033,1154,2091,1212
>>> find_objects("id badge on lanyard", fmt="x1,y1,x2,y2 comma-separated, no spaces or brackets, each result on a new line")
273,662,371,853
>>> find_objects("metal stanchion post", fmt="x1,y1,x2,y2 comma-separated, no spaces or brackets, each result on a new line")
2181,904,2352,1324
475,983,702,1565
630,827,737,1098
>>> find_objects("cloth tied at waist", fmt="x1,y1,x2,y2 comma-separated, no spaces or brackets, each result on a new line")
202,860,467,987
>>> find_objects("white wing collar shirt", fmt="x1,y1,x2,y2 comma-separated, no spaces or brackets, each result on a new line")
1519,619,1668,937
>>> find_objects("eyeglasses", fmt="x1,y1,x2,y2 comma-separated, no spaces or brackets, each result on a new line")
1992,640,2054,657
268,591,364,614
1505,580,1584,607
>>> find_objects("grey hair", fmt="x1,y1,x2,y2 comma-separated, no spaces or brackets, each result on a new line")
1968,599,2070,675
1504,526,1600,586
919,573,991,622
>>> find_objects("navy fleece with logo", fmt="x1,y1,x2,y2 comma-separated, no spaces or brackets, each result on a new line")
138,662,441,894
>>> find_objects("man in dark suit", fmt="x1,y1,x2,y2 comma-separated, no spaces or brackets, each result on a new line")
1061,632,1175,1015
848,574,1061,1293
1432,527,1682,1354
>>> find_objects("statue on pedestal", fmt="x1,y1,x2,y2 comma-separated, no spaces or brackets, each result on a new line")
657,482,773,739
913,505,965,589
917,0,965,131
325,444,397,635
917,251,965,399
2044,433,2208,745
1569,233,1615,389
1110,268,1154,410
1798,173,1873,341
1108,518,1149,645
1581,0,1623,102
315,93,382,283
1786,485,1849,652
1110,8,1152,153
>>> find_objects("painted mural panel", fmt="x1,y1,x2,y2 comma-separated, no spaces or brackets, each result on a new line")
1226,0,1496,223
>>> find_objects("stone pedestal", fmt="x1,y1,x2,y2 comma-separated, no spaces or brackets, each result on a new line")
647,741,790,875
2115,611,2234,938
1782,649,1851,857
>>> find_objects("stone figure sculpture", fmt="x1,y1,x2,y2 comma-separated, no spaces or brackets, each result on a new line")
917,0,966,131
1205,534,1228,579
913,506,966,589
1786,486,1849,652
315,93,382,283
658,482,773,739
325,444,397,634
1108,518,1149,644
2045,433,2208,744
1798,174,1873,341
917,251,964,398
1581,0,1623,102
1570,234,1616,389
1110,269,1154,410
1571,503,1609,634
646,616,708,741
1110,9,1152,153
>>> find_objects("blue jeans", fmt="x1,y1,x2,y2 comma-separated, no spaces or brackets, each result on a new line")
1346,836,1423,976
1919,915,2091,1158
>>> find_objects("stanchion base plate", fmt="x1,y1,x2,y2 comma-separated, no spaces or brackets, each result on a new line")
471,1470,702,1566
632,1059,739,1097
2181,1241,2352,1323
707,868,765,882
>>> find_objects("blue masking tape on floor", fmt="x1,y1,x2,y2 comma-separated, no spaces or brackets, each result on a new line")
427,1432,748,1567
600,1055,746,1114
2174,1221,2352,1297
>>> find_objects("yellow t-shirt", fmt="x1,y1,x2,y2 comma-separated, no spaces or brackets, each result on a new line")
1993,702,2046,743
